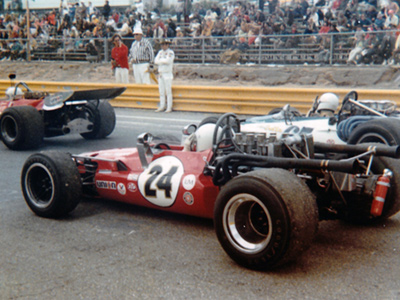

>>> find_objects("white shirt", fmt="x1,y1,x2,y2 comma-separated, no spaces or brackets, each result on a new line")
385,14,399,27
118,22,130,36
88,4,95,15
155,48,175,74
153,27,164,39
106,18,117,30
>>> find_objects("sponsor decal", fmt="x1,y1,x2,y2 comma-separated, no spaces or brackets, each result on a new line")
117,183,126,195
127,173,139,181
127,182,137,193
99,169,112,174
284,125,314,135
326,139,335,144
182,174,196,191
96,181,116,189
183,192,194,205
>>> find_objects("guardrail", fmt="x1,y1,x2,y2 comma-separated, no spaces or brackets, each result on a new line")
1,80,400,115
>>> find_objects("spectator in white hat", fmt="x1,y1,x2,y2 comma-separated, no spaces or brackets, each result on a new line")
155,39,175,113
129,27,154,84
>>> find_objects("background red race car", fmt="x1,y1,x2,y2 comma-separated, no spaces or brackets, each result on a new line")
0,74,125,150
20,113,400,270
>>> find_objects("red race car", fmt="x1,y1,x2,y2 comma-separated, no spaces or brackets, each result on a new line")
21,113,400,270
0,74,125,150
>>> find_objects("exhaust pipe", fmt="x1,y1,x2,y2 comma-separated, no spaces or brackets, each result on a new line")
314,143,400,158
213,153,360,185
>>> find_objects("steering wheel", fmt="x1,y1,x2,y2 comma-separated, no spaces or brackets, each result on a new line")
14,82,33,95
338,90,358,123
212,113,241,152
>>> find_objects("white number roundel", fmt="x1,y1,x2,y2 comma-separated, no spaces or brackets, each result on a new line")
138,156,184,207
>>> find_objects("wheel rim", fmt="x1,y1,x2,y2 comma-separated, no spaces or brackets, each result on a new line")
82,105,95,132
357,133,390,145
1,115,18,143
223,193,273,254
25,163,55,208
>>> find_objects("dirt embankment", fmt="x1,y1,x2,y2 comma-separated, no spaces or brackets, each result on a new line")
2,61,400,89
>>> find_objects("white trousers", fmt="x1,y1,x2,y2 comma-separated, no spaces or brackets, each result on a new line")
132,63,151,84
158,73,173,110
348,47,363,63
115,67,129,83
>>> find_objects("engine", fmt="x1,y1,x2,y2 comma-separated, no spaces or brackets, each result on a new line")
344,99,397,116
233,131,314,158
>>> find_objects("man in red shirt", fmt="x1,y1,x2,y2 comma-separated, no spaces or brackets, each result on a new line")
48,10,57,27
111,34,129,83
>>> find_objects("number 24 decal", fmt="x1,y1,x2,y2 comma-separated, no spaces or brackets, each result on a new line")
145,165,178,198
138,156,184,207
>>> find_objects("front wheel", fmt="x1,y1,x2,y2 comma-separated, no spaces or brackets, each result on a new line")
21,151,82,218
80,100,116,139
198,116,219,127
214,169,318,270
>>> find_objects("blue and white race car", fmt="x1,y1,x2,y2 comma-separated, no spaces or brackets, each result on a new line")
240,91,400,146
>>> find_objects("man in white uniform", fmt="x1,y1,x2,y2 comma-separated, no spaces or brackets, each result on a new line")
129,27,154,84
154,39,175,113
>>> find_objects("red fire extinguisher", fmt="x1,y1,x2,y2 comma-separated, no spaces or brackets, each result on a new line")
370,169,393,217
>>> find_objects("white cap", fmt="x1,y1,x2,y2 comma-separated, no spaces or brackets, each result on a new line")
133,27,143,35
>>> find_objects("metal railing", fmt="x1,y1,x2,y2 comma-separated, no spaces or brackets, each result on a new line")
1,31,364,65
2,30,398,65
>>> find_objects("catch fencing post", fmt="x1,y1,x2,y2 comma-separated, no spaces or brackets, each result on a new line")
329,35,333,65
104,37,109,62
63,38,66,62
202,37,205,64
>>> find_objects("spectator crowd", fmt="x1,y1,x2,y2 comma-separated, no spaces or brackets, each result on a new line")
1,0,400,65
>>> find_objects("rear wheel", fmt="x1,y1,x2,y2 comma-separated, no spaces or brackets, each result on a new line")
81,100,116,139
347,118,400,146
214,169,318,270
0,106,44,150
21,151,82,218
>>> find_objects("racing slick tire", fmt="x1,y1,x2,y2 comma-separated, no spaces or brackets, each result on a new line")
0,106,44,150
198,116,219,127
80,100,116,140
214,168,319,270
345,153,400,224
21,151,82,218
198,116,240,132
347,118,400,146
